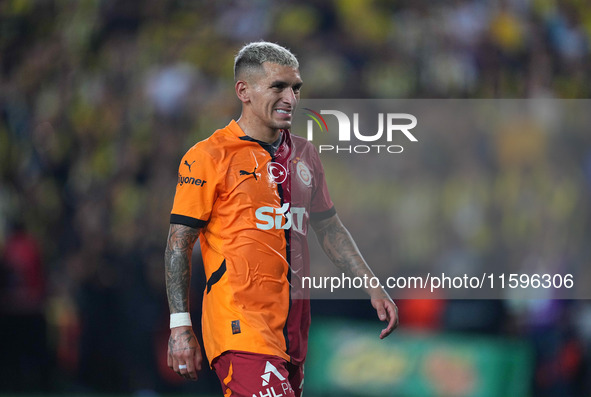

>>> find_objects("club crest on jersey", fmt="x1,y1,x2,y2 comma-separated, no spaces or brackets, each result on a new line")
296,161,312,186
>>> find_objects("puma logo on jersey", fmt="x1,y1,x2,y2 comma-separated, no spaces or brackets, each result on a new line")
240,167,258,180
184,160,195,172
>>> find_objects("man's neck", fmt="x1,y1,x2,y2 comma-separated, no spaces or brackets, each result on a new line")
236,118,281,144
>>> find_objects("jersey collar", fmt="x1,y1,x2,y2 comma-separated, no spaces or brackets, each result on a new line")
228,120,292,159
227,120,247,138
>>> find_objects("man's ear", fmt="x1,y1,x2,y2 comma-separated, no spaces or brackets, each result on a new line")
235,80,249,104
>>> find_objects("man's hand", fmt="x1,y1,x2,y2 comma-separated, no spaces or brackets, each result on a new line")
167,326,203,380
371,297,399,339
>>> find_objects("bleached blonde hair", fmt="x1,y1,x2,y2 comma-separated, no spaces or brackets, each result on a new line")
234,41,299,81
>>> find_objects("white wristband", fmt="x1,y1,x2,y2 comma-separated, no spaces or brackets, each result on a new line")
170,312,192,328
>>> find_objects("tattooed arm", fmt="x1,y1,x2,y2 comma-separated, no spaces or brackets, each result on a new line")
165,223,202,380
311,213,399,339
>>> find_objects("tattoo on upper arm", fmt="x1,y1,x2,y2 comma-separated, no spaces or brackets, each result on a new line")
165,224,200,313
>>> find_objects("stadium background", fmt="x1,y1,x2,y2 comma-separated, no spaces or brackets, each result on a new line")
1,0,591,396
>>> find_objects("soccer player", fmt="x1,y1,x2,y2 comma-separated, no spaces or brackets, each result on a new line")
164,41,398,397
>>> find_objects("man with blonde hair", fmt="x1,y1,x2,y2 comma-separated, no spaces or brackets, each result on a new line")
164,41,398,397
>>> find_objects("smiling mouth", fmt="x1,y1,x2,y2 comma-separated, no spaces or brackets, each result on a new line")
276,109,291,115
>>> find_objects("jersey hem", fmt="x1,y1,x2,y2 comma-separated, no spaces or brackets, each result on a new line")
211,349,293,369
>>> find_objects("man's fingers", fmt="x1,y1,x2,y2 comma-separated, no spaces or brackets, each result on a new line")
380,320,394,339
172,351,190,374
380,303,399,339
373,300,399,339
180,361,198,380
392,303,399,328
181,352,202,381
184,350,203,381
172,349,202,380
176,360,193,379
375,301,387,321
379,315,394,339
171,356,181,374
193,351,203,372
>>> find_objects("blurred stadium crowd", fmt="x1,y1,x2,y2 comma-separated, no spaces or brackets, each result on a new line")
1,0,591,395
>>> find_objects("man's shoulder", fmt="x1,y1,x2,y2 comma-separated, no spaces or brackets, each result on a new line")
289,132,321,163
290,132,316,151
185,125,235,158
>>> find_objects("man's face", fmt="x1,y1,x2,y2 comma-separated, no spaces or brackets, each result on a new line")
245,62,303,131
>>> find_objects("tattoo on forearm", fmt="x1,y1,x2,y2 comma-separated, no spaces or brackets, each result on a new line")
315,218,369,279
165,224,200,313
315,217,391,301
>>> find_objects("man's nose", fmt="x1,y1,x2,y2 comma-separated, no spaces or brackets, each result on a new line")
282,88,298,105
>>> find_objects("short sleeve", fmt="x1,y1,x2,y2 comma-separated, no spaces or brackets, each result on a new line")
170,146,219,228
309,145,336,221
